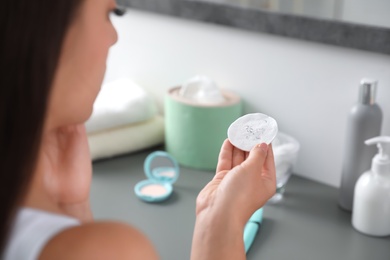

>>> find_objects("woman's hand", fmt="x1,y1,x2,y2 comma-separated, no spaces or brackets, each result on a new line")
191,139,276,260
38,124,93,222
197,139,276,224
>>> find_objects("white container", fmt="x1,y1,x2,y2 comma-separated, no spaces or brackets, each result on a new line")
352,136,390,236
267,132,300,204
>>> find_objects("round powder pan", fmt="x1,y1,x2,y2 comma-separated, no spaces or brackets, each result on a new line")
134,151,180,203
228,113,278,152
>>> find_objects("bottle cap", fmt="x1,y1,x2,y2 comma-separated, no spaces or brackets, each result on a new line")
359,78,378,105
365,136,390,175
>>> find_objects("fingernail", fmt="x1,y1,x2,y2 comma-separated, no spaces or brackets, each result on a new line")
258,143,268,152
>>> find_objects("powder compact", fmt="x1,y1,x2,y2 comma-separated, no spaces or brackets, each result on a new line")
228,113,278,151
134,151,180,202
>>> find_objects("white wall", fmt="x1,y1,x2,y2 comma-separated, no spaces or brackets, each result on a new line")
104,9,390,187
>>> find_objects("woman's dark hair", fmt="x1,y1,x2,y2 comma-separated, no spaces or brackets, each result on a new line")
0,0,82,251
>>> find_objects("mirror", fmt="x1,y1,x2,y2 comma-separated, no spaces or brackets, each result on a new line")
203,0,390,28
118,0,390,55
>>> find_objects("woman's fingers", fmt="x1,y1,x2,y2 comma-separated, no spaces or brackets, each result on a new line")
242,143,268,174
216,140,273,182
232,146,245,167
262,144,276,181
245,151,249,160
216,139,233,173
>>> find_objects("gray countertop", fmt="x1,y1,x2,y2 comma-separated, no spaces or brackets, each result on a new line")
117,0,390,55
91,148,390,260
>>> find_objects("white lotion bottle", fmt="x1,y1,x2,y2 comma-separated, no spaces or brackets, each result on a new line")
352,136,390,236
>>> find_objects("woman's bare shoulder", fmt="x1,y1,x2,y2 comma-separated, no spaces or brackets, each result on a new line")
39,221,159,260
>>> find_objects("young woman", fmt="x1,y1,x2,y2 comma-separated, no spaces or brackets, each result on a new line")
0,0,276,259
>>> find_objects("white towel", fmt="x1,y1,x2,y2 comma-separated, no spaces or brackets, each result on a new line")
85,78,157,134
88,116,164,161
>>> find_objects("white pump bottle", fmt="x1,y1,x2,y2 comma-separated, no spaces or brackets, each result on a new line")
352,136,390,236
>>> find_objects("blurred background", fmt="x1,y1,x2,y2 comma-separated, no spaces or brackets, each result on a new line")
103,0,390,188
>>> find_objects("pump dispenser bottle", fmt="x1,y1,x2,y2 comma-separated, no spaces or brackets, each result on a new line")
338,78,382,211
352,136,390,236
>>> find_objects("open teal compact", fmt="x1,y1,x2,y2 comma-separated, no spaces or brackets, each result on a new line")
134,151,180,202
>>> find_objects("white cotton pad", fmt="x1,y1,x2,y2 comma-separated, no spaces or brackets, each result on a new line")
227,113,278,151
179,75,226,104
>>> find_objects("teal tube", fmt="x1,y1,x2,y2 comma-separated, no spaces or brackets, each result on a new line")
244,208,263,253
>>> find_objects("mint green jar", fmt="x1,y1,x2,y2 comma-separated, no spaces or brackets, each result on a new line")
164,87,242,170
